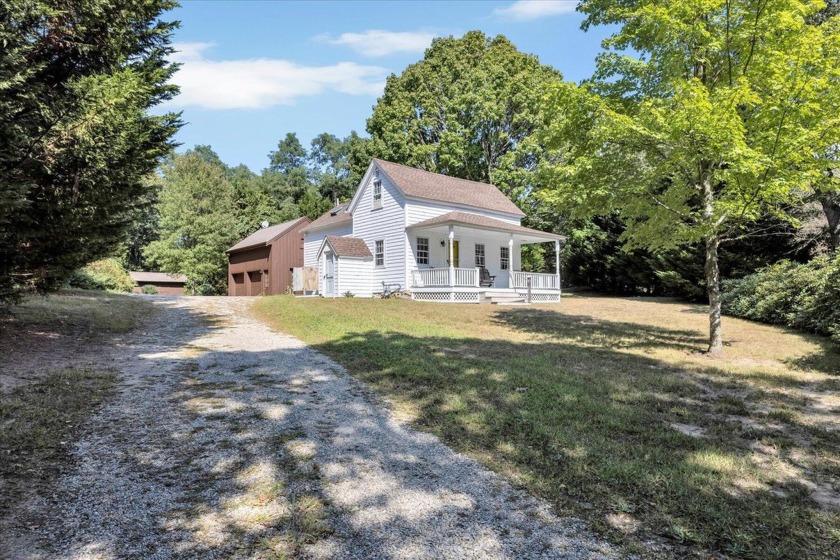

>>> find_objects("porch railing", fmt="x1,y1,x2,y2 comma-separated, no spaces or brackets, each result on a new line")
411,267,478,287
510,271,560,290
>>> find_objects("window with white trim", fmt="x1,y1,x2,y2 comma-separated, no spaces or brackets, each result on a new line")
372,174,382,209
375,240,384,267
500,246,509,270
416,237,429,265
475,243,485,268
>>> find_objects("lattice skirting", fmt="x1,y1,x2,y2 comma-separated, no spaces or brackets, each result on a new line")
522,292,561,303
411,291,481,303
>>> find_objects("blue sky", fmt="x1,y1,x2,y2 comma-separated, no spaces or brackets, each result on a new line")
164,0,612,172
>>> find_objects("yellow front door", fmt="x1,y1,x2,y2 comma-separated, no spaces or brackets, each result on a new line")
449,240,460,267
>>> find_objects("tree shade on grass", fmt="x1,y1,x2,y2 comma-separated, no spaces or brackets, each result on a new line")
254,296,840,559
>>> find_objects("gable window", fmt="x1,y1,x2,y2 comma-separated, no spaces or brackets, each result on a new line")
375,240,384,267
500,246,509,270
416,237,429,265
372,173,382,209
475,244,485,268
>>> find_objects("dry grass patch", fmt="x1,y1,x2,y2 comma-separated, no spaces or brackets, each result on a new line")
0,289,152,336
0,368,116,516
0,290,155,393
0,290,153,536
254,294,840,559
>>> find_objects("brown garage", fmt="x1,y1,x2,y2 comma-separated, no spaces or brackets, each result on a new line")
129,271,188,295
226,217,311,296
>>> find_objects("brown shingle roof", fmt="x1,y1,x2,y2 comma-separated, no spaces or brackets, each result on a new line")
129,271,187,284
301,204,352,233
324,236,372,259
407,211,562,240
374,159,525,217
227,217,309,253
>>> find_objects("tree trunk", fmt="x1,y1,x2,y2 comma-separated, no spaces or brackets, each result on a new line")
704,234,724,356
820,193,840,253
701,172,724,356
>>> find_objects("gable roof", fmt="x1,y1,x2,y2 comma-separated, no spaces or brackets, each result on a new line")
129,271,187,284
227,217,310,253
407,211,563,241
301,204,352,233
373,159,525,217
321,236,372,259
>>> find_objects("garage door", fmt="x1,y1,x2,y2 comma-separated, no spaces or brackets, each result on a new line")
232,273,246,296
248,270,263,296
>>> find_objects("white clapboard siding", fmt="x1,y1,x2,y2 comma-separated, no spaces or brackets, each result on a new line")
351,168,407,292
303,224,352,268
337,258,374,297
405,200,523,227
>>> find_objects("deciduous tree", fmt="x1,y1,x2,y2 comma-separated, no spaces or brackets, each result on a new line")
540,0,840,354
144,150,239,294
367,31,560,193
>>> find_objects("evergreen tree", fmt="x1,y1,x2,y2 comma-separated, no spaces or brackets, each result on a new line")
0,0,181,302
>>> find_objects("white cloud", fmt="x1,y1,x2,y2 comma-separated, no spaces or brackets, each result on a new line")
171,41,216,62
315,29,438,57
166,43,388,110
493,0,577,21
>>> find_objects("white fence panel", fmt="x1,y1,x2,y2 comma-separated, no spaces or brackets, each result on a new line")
453,268,478,287
510,271,559,290
411,267,478,287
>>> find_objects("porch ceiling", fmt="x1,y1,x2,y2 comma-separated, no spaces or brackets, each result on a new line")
406,211,563,244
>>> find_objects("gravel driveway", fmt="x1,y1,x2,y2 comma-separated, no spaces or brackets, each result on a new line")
18,296,618,559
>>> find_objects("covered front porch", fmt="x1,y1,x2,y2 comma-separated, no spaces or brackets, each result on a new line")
405,212,563,304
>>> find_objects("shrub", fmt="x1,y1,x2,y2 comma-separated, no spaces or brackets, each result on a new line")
66,258,134,293
722,255,840,343
342,291,355,298
141,284,158,295
196,283,216,296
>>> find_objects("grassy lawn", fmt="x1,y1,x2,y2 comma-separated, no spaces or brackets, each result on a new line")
254,294,840,559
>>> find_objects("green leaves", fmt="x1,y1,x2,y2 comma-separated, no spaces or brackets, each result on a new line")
367,31,561,189
0,0,181,302
145,150,240,293
542,0,840,350
543,0,840,248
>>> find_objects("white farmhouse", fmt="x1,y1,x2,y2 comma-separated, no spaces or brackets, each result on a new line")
301,159,563,303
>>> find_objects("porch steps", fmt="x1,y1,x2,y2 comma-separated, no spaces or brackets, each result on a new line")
483,291,527,305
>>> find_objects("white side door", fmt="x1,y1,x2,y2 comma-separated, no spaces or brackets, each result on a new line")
325,253,335,297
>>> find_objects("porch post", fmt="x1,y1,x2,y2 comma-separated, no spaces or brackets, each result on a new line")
448,225,455,289
555,239,561,293
508,234,514,288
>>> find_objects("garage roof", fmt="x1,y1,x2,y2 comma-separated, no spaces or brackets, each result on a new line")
129,271,187,283
227,217,310,253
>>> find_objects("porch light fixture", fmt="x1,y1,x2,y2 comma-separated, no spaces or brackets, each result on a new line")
440,240,445,247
